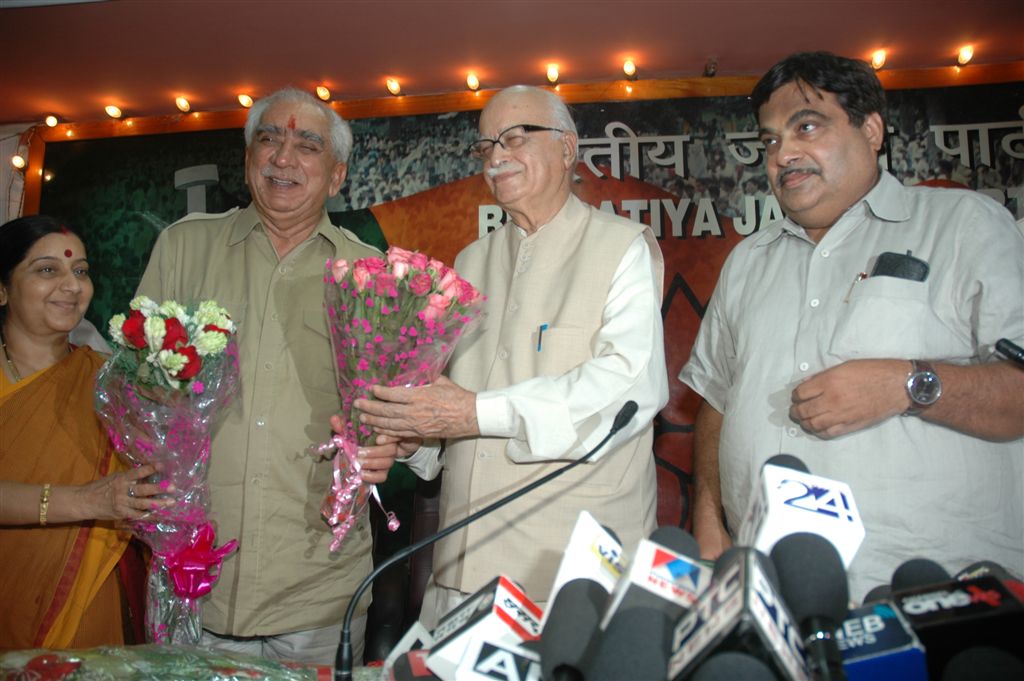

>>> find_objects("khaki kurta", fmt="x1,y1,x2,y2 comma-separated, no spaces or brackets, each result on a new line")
435,195,661,597
137,204,379,635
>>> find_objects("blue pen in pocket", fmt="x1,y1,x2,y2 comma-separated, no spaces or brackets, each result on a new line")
537,323,548,352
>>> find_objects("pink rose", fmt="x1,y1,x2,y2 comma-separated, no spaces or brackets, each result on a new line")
409,252,429,270
331,259,349,282
428,258,446,274
374,273,398,297
409,272,432,296
351,264,371,291
386,246,414,265
392,260,410,280
438,269,460,298
420,293,450,320
456,279,480,305
356,257,386,275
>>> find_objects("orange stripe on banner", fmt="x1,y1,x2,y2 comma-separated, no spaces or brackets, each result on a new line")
495,605,539,642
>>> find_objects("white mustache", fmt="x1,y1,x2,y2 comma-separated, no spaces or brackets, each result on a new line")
261,166,303,183
486,161,525,179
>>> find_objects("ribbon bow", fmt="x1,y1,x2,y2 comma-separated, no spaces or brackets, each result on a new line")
162,522,238,599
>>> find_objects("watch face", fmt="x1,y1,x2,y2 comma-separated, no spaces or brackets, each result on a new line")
911,372,942,405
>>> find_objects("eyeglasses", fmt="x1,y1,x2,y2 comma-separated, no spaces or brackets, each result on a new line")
468,124,564,159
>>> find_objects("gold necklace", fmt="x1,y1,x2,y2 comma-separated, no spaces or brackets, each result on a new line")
0,331,22,383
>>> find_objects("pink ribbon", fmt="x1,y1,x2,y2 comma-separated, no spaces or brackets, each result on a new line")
161,522,238,599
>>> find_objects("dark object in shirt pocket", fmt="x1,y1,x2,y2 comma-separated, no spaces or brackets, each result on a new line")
869,251,930,282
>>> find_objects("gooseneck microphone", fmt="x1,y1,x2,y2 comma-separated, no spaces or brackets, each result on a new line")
995,338,1024,366
334,401,639,680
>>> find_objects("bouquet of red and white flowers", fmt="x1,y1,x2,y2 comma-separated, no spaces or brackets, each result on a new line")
95,296,240,644
316,247,484,551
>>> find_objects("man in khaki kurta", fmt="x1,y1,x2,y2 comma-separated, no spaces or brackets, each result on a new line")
137,88,403,665
358,86,669,626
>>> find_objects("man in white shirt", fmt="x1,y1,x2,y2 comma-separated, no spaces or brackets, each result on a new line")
679,52,1024,599
356,85,669,624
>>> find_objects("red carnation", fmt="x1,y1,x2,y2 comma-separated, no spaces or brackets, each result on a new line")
162,317,188,350
175,346,203,380
122,310,147,349
203,323,231,335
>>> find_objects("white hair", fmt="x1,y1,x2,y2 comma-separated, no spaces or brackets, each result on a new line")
243,87,353,164
487,85,578,163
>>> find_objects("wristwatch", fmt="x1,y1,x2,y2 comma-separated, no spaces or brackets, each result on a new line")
904,360,942,416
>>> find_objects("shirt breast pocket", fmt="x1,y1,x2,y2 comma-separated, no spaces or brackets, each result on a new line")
829,276,963,360
297,306,339,395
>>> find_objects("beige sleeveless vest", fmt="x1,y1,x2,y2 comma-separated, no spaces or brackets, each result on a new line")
435,195,660,597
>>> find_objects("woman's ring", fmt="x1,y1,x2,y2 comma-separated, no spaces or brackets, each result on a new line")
127,485,136,498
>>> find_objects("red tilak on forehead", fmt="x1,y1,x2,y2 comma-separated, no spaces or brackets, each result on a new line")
287,115,296,130
64,249,73,258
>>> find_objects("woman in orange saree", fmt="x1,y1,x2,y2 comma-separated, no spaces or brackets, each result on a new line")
0,215,170,650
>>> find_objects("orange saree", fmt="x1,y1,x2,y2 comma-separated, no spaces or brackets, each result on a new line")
0,347,130,650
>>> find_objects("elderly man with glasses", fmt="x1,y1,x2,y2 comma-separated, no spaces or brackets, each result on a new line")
356,85,669,623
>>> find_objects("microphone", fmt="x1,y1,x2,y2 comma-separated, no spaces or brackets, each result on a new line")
956,559,1024,602
891,572,1024,679
995,338,1024,366
891,558,951,591
667,546,808,681
690,651,776,680
334,401,639,680
771,532,850,681
600,526,710,629
738,454,865,568
585,606,673,681
940,645,1024,681
837,600,927,681
540,510,626,627
539,578,607,681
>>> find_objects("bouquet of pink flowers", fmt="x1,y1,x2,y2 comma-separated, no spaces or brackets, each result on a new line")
95,296,240,644
315,246,484,551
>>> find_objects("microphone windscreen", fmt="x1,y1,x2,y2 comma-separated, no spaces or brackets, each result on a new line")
762,453,809,473
862,583,893,603
955,560,1014,582
713,546,780,591
586,606,671,681
892,558,952,591
770,532,849,625
649,525,700,559
539,578,605,681
690,651,776,681
611,400,638,432
940,645,1024,681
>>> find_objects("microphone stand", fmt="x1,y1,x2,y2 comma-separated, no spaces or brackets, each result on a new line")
334,400,639,680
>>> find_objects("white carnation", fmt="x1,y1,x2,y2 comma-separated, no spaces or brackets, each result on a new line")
129,296,159,316
144,316,167,353
194,300,234,332
158,300,189,323
194,329,229,356
108,314,126,345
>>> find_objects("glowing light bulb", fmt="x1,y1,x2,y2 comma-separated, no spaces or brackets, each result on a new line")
44,115,59,127
175,97,191,113
43,171,54,182
386,78,401,96
957,45,974,65
316,86,331,101
623,59,637,78
626,84,633,94
870,50,886,70
546,64,559,84
105,105,122,119
466,73,480,91
11,154,26,169
238,94,254,108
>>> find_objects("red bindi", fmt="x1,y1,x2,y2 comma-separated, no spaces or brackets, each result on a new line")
287,115,296,130
64,249,73,258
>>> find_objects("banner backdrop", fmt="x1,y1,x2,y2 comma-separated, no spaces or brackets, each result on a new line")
40,81,1024,528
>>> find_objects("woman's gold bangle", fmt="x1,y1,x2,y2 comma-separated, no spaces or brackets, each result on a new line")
39,483,51,526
